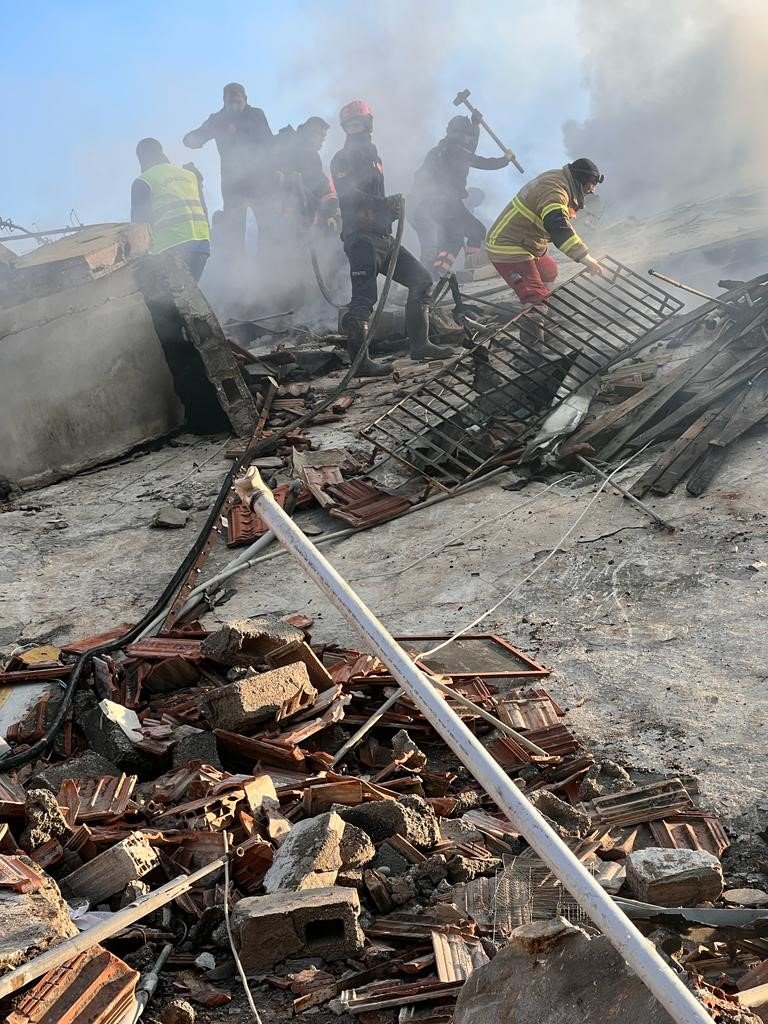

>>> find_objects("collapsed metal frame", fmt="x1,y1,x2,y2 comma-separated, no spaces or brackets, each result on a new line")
360,256,684,491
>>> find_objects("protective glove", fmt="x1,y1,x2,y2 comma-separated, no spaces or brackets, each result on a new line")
325,215,339,232
504,150,517,164
386,193,404,219
470,108,483,125
582,254,605,276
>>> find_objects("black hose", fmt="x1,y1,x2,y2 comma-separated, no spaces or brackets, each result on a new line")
294,176,344,311
0,204,407,772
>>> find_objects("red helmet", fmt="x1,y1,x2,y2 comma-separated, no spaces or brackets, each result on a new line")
340,100,373,126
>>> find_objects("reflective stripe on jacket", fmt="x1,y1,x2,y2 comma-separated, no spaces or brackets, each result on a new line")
138,163,210,253
486,165,588,263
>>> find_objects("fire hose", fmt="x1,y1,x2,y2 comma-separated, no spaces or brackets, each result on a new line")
0,204,406,770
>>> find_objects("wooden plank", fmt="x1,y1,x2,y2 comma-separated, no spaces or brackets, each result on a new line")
600,330,738,460
626,352,764,450
630,408,720,498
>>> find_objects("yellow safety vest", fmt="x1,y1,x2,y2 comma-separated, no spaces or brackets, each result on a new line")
139,163,210,253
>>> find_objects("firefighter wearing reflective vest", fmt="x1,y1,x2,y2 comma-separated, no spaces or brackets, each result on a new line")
131,138,211,281
486,158,605,305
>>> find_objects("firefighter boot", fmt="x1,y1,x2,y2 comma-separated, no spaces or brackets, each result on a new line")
406,302,452,361
342,314,390,378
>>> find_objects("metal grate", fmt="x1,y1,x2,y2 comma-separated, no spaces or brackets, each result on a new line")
492,853,591,934
360,256,683,490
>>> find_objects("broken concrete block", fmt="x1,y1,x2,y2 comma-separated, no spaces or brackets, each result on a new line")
626,847,723,906
529,790,592,838
201,663,316,732
28,751,121,793
339,824,375,868
78,703,154,776
172,730,222,769
201,616,304,667
161,999,197,1024
0,864,78,972
454,919,673,1024
61,831,160,905
337,794,440,849
232,886,364,971
263,811,344,893
20,789,70,853
392,729,427,771
151,506,189,529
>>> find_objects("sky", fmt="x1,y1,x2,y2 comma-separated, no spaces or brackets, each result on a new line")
2,0,767,246
0,0,589,236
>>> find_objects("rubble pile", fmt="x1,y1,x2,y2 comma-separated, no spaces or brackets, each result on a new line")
0,617,766,1023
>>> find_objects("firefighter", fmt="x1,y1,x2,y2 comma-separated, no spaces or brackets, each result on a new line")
330,100,451,378
182,83,274,255
276,117,340,229
410,112,513,278
131,138,210,281
486,158,605,305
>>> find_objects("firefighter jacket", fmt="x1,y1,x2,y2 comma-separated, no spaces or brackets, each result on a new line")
486,165,589,263
413,135,508,202
136,163,210,253
330,137,392,239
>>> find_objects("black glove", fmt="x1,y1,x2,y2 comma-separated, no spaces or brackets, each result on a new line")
471,108,483,125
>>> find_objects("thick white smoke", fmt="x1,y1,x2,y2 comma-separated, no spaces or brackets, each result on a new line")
564,0,768,215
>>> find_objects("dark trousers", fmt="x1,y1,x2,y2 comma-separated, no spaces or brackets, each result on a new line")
344,232,432,321
171,242,210,282
413,197,486,278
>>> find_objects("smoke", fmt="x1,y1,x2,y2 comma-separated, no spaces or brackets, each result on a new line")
564,0,768,215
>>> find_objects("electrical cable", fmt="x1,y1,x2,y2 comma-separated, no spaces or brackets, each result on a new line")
223,832,263,1023
0,205,407,770
418,448,649,660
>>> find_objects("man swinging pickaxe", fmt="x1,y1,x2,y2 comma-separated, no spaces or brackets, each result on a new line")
453,89,524,174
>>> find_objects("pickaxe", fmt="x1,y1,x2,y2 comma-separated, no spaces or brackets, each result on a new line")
453,88,524,174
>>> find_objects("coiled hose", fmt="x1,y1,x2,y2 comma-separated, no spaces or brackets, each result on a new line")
0,202,407,771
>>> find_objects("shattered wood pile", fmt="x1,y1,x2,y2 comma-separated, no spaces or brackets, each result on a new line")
0,616,766,1022
564,273,768,496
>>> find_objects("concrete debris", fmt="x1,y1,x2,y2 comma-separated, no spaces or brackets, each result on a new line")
201,662,317,731
60,831,160,905
201,615,304,666
20,790,70,853
151,506,190,529
338,794,440,848
0,868,78,973
724,888,768,907
231,885,364,971
626,847,724,906
161,1000,197,1024
0,608,758,1021
263,811,345,892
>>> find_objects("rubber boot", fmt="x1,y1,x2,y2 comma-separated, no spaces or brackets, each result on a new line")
406,302,452,361
342,316,391,378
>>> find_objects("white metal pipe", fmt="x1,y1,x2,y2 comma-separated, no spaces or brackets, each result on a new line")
240,471,713,1024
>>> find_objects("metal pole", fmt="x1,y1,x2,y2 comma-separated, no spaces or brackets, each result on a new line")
648,269,730,309
576,455,675,531
236,470,713,1024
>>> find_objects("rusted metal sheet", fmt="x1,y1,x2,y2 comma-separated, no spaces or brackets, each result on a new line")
431,928,489,983
124,637,204,662
580,779,693,827
649,812,730,858
5,944,138,1024
395,634,549,678
0,855,45,893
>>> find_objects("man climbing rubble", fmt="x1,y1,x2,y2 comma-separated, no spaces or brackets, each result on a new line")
486,158,606,306
409,111,513,278
130,138,210,281
330,100,452,378
182,83,275,256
